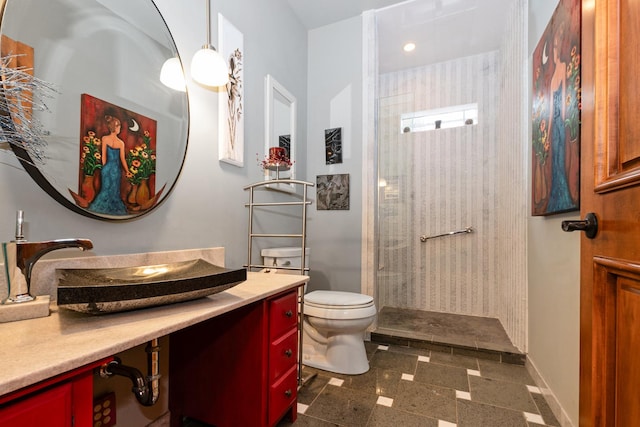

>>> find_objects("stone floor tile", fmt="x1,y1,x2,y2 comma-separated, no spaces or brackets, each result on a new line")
392,379,457,423
469,376,538,413
369,348,419,373
414,360,471,391
303,383,378,426
366,405,439,426
339,367,402,397
429,350,480,370
477,359,536,385
531,392,560,426
457,399,528,427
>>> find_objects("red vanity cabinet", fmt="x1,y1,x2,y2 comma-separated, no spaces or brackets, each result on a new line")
169,287,301,427
267,290,298,425
0,358,111,427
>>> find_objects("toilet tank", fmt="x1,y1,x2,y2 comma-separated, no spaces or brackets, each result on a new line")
261,247,310,269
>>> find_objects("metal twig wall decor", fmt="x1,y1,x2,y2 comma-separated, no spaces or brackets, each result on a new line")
0,53,57,165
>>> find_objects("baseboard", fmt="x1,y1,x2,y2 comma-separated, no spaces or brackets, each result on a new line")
147,411,170,427
525,358,575,427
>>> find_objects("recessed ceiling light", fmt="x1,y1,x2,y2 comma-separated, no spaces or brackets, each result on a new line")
403,42,416,52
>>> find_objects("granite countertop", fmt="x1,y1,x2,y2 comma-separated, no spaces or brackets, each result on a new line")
0,271,308,397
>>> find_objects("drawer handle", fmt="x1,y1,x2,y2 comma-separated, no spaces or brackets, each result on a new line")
284,310,293,318
284,349,293,358
284,389,292,397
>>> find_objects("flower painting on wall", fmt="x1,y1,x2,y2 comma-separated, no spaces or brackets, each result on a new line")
69,94,162,217
531,0,580,216
218,14,244,167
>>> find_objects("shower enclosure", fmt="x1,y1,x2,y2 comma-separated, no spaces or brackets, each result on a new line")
365,0,529,352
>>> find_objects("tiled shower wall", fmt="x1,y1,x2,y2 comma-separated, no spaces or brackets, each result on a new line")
376,0,527,350
494,0,528,351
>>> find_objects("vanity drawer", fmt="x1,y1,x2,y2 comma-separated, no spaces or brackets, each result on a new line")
268,365,297,426
269,328,298,382
269,291,298,338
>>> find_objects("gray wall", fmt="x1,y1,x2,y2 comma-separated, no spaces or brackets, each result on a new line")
305,17,363,293
0,0,308,273
527,0,580,425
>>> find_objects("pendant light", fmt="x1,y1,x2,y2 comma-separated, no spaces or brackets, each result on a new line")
191,0,229,87
160,57,187,92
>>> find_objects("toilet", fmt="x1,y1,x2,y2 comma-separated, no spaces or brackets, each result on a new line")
262,247,377,375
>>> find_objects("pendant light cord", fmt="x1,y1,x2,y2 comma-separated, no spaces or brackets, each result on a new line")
204,0,212,49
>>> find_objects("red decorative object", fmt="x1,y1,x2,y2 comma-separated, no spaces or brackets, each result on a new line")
258,148,293,171
269,146,286,160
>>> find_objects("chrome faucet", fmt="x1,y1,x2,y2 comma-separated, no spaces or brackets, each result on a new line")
2,211,93,303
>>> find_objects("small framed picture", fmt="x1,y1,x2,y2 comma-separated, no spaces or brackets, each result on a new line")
325,127,342,164
316,174,349,210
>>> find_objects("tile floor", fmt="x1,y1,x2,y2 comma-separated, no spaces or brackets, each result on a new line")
278,341,559,427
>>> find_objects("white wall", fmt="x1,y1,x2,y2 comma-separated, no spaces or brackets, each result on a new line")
306,17,363,293
527,0,580,425
0,0,308,274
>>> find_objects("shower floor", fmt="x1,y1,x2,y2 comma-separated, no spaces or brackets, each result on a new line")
371,306,524,364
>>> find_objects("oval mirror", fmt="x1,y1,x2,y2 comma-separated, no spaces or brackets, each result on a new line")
0,0,189,220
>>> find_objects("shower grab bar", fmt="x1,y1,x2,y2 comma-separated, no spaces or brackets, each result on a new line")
420,226,473,242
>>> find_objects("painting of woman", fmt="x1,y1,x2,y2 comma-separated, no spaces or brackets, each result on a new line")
70,94,159,217
531,0,580,215
546,28,574,213
89,115,128,215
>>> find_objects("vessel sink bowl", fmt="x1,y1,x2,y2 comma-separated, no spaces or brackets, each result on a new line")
56,259,246,314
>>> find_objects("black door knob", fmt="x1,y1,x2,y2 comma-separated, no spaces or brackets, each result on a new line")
561,212,598,239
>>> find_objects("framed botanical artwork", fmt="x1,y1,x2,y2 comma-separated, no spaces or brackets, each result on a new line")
316,174,349,210
531,0,581,216
70,94,161,217
218,13,244,167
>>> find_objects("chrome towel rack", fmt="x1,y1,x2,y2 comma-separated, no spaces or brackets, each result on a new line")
420,226,473,242
243,179,315,390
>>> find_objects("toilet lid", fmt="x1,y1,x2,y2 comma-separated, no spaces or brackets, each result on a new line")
305,290,374,309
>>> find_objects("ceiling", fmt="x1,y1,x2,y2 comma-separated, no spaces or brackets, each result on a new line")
285,0,403,30
287,0,515,73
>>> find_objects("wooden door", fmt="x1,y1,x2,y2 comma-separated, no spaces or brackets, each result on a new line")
579,1,640,425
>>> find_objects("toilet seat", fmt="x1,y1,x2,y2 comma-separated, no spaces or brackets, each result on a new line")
305,291,373,308
304,291,376,319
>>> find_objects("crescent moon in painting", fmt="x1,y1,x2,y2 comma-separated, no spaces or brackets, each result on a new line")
129,119,139,132
542,42,548,64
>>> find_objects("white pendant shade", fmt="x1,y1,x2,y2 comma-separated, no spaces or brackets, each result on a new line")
159,0,229,89
160,57,186,92
191,46,229,87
